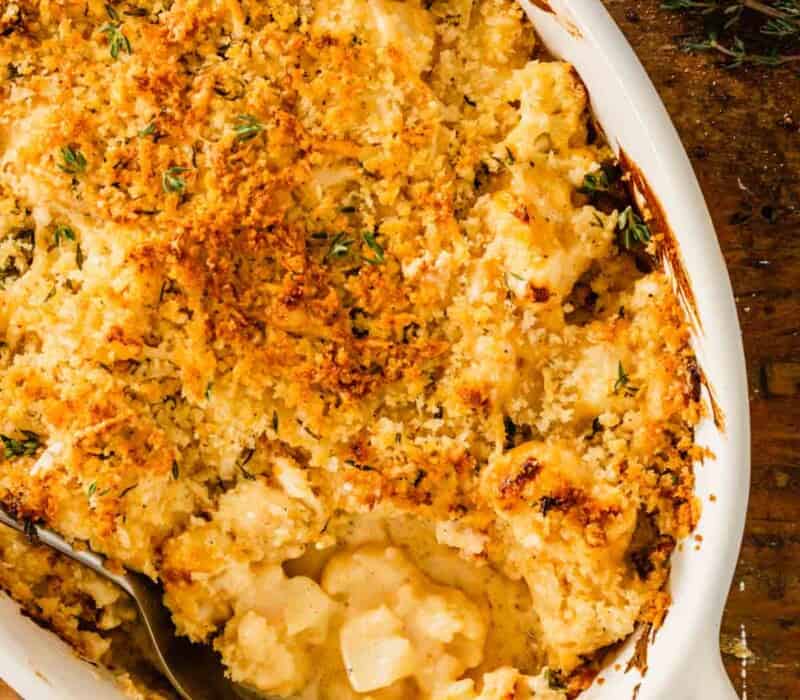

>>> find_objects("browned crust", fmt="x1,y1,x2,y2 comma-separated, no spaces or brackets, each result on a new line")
618,149,725,431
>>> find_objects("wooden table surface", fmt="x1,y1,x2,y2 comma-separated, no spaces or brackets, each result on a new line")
2,3,798,699
602,1,800,698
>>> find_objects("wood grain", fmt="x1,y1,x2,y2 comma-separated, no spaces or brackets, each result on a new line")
602,2,800,698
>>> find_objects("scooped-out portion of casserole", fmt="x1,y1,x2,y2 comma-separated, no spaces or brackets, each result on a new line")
0,0,705,698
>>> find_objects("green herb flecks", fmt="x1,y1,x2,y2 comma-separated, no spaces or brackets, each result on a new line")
1,431,42,459
162,166,188,193
579,164,620,195
52,224,76,248
205,381,213,400
503,270,526,295
325,232,354,261
171,460,180,479
614,361,639,397
87,482,97,497
101,4,132,59
232,114,264,142
361,231,384,265
544,668,566,691
58,146,87,175
617,206,652,249
139,122,156,137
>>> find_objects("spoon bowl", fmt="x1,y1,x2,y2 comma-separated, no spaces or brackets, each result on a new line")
0,505,269,700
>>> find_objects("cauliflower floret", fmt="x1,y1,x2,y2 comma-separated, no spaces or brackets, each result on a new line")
322,546,488,695
312,0,436,74
482,440,642,669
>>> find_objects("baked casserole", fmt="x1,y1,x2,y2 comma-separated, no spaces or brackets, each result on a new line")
0,0,704,697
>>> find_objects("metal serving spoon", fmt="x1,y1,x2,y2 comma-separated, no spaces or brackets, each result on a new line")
0,505,268,700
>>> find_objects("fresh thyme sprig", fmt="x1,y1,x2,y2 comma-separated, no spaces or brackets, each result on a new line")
682,33,800,64
617,206,652,249
663,0,800,67
101,4,132,59
233,114,265,142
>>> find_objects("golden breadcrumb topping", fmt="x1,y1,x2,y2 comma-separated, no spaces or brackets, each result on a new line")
0,1,703,698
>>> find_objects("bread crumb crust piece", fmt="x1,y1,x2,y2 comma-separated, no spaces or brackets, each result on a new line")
0,0,702,698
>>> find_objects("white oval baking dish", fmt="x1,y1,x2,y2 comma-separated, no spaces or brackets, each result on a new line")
0,1,750,698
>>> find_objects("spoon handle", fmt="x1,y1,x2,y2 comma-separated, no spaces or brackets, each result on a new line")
0,504,270,700
0,505,132,594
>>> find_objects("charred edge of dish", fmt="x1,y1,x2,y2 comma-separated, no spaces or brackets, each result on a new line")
0,579,104,658
528,0,554,14
566,67,607,150
617,149,725,431
624,622,652,677
561,16,583,39
526,0,582,38
617,150,699,326
565,637,629,695
691,355,725,431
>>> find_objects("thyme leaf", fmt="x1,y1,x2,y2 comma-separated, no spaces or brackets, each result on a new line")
361,231,385,265
325,232,354,261
232,114,264,142
53,224,76,247
162,166,188,193
617,206,652,249
101,22,132,59
1,430,42,459
58,146,87,175
579,164,620,195
613,362,639,397
544,668,566,690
